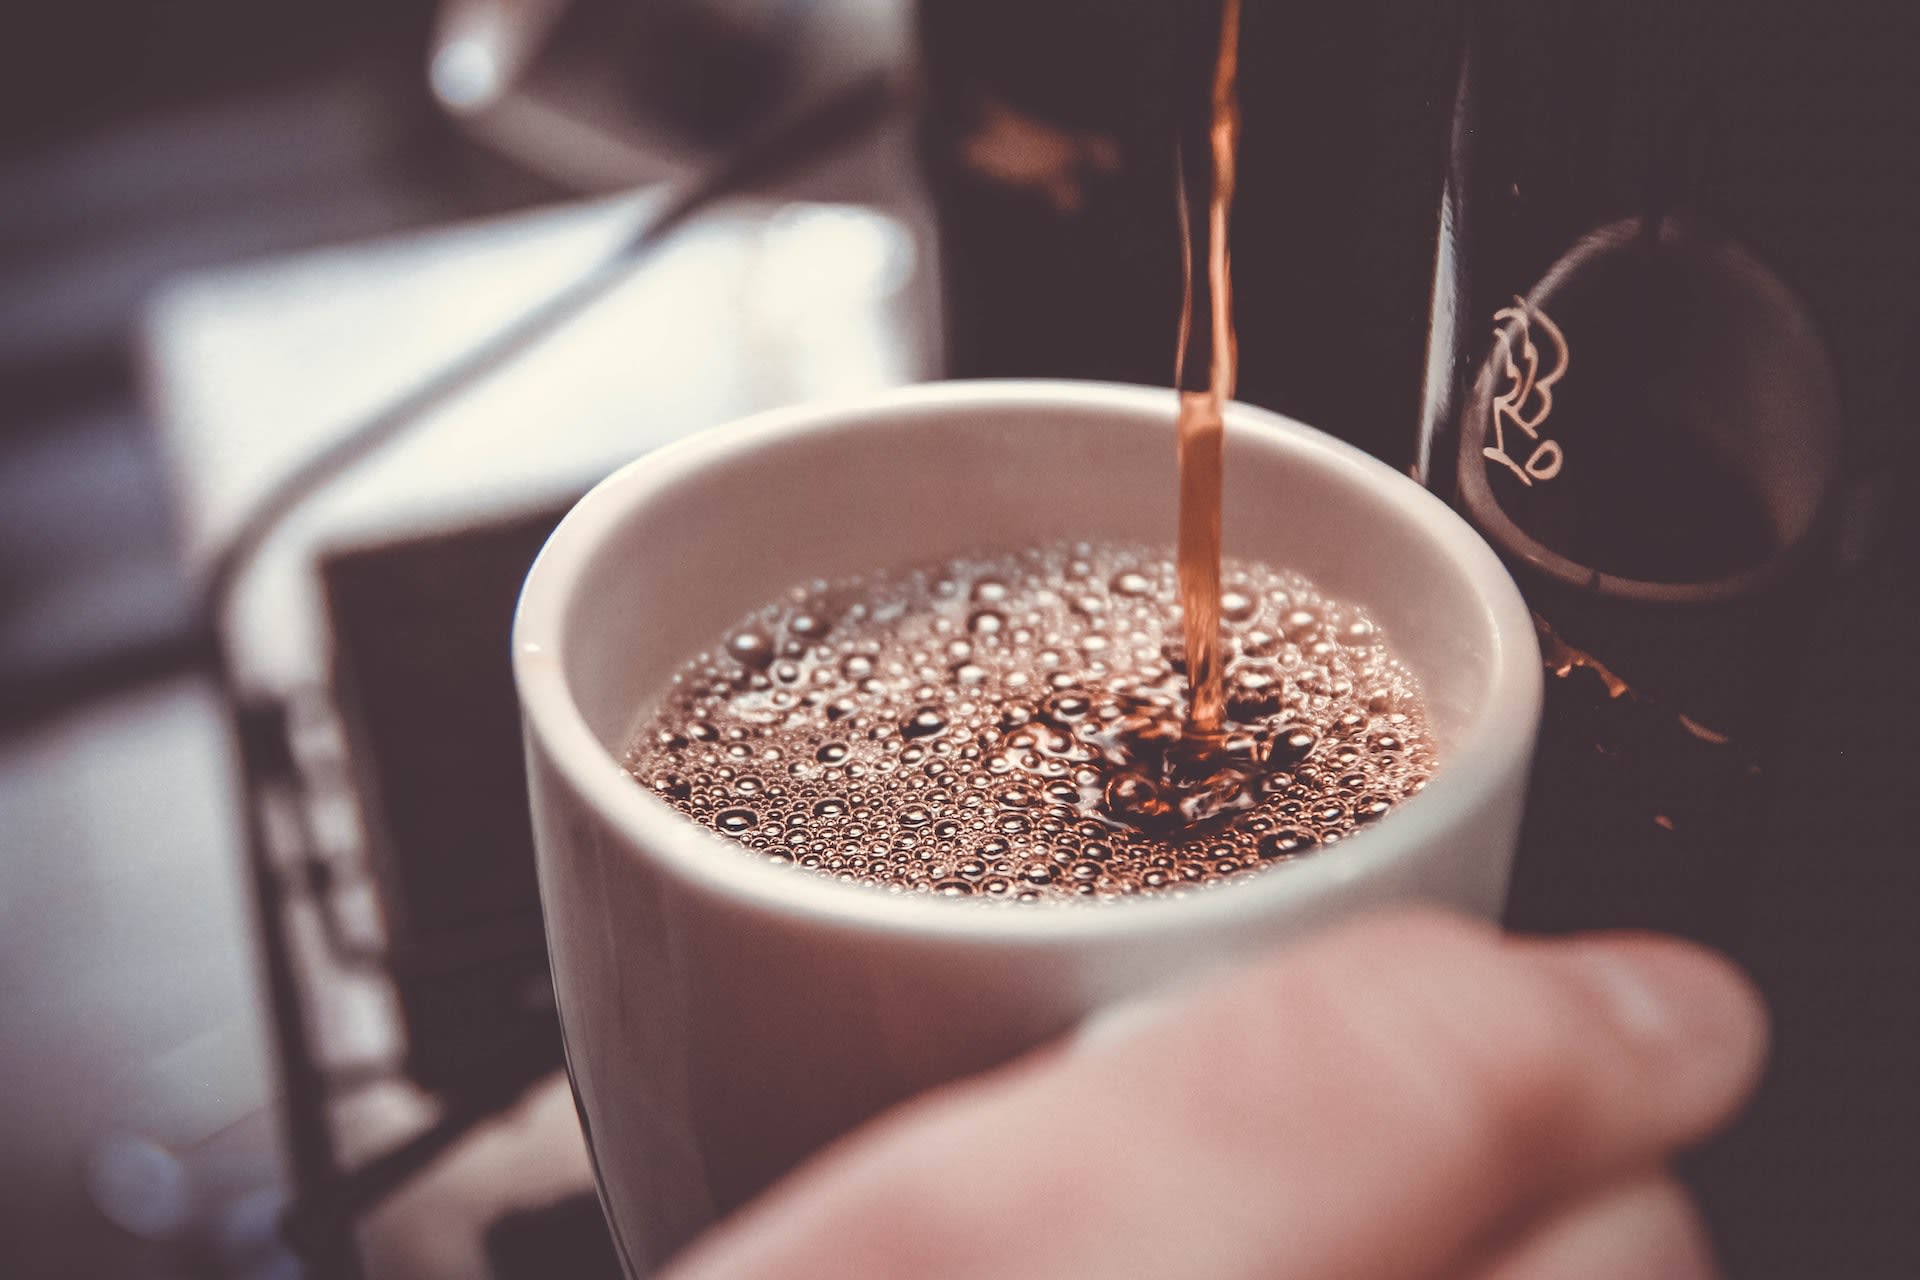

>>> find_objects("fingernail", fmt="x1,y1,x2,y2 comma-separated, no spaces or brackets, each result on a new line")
1558,940,1768,1072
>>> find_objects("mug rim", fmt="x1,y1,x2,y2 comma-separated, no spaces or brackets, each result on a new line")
514,379,1541,946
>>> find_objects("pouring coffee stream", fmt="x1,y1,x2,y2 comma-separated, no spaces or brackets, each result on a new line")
1174,0,1242,740
1086,0,1275,833
1018,0,1285,842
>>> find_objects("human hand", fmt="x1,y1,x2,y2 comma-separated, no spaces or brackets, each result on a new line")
664,909,1768,1279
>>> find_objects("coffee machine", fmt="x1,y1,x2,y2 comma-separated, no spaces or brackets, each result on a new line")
918,3,1920,1274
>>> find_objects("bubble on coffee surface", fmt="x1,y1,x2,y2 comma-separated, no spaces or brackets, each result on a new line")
624,544,1436,903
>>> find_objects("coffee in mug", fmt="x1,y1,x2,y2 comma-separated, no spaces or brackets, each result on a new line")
625,542,1437,901
515,381,1541,1272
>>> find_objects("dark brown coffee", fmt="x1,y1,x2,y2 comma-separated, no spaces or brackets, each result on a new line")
624,543,1436,902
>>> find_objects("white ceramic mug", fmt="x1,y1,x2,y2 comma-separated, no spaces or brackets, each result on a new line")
513,380,1541,1274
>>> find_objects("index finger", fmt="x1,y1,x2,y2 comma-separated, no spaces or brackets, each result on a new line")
666,909,1768,1280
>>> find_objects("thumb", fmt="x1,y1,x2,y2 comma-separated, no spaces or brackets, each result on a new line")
666,909,1767,1280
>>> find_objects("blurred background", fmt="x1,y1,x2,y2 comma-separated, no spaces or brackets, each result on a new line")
2,1,1916,1277
1,2,930,1276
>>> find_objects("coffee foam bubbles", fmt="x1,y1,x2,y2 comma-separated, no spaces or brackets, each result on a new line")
625,543,1436,904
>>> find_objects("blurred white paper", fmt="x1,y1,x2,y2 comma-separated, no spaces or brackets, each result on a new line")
142,192,936,686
